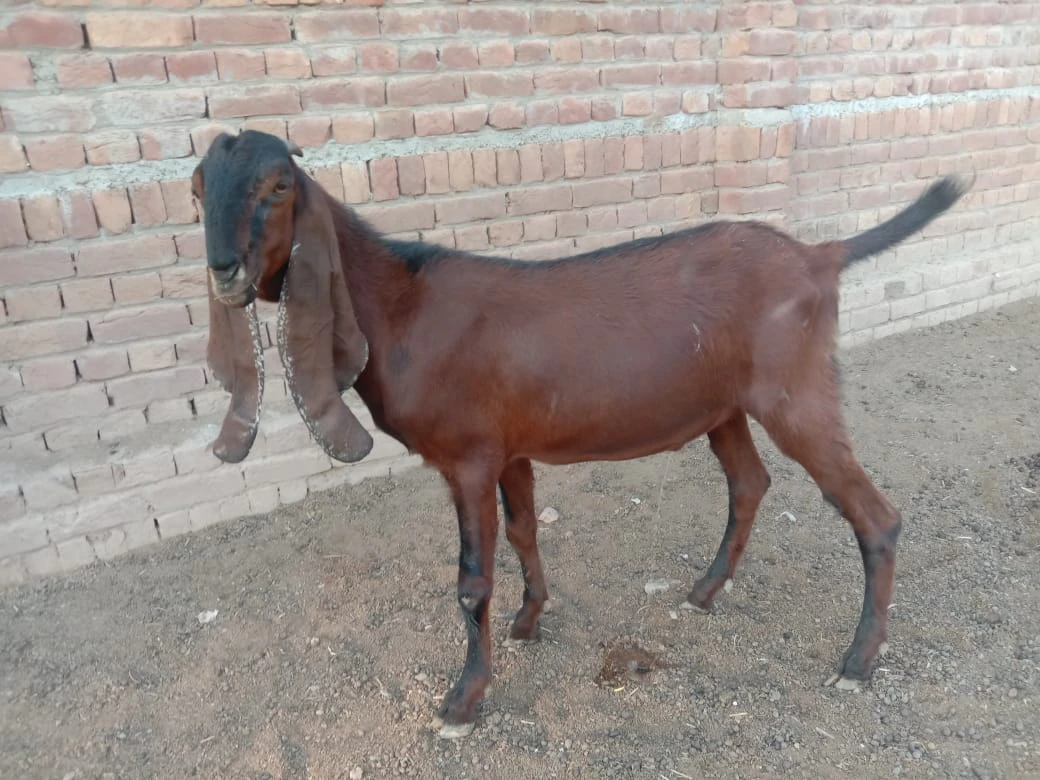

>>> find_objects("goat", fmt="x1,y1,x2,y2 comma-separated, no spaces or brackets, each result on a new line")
192,129,968,738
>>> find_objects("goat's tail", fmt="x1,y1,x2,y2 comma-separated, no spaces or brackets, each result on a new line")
839,175,971,266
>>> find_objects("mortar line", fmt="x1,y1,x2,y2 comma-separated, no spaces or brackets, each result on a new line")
1,85,1037,200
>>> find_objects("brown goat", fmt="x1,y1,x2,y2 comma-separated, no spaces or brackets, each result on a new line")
192,129,968,738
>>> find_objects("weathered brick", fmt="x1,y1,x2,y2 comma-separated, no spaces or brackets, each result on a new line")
0,52,34,90
387,74,465,107
128,183,167,227
0,200,28,249
111,53,168,84
424,153,450,195
243,450,331,488
532,8,596,35
22,468,78,512
310,46,357,77
265,47,311,78
96,89,205,127
434,193,507,225
208,84,301,118
146,397,193,423
572,179,633,208
195,13,290,44
75,348,129,382
20,355,76,391
302,79,384,109
140,127,192,160
84,130,141,165
362,202,434,233
72,464,116,497
294,11,379,42
0,135,28,174
85,12,192,47
43,420,101,452
3,11,84,48
59,278,111,315
5,285,63,323
160,180,198,224
55,53,113,88
459,7,529,35
447,151,474,192
2,95,93,134
331,113,373,143
414,108,454,137
107,365,206,408
489,102,525,130
90,302,190,345
5,384,108,434
341,162,370,204
368,158,399,201
374,109,413,139
87,518,160,561
166,51,217,83
112,272,163,307
465,72,534,98
76,234,177,276
507,185,572,216
92,188,132,234
215,49,266,81
453,105,487,133
24,135,85,172
288,116,331,148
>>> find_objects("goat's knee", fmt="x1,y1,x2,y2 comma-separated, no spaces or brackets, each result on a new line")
457,576,491,616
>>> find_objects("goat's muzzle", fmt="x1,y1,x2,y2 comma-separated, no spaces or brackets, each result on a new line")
209,265,257,307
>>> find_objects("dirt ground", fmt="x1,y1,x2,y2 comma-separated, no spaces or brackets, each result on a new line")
2,299,1038,780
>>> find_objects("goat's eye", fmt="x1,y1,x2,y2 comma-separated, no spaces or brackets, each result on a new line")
274,180,290,194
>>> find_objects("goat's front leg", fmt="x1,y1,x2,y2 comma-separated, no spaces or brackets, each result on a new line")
436,462,501,739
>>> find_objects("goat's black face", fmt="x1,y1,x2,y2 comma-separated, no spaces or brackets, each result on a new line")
192,130,302,307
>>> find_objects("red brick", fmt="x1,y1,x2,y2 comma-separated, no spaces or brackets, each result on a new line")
748,29,797,56
159,266,205,300
4,11,84,47
195,13,290,44
603,137,626,174
244,118,287,140
598,8,659,34
84,130,140,165
473,150,497,188
265,47,311,78
0,319,87,363
111,53,167,84
381,8,456,35
96,89,205,127
602,64,660,87
24,135,85,172
374,109,413,139
663,63,715,86
21,195,63,242
414,108,453,137
533,67,598,95
294,11,379,42
166,51,217,83
396,155,425,196
0,136,28,174
302,79,384,109
215,49,266,80
340,163,370,204
140,128,192,160
715,126,761,162
489,102,524,130
450,105,487,135
540,143,564,181
0,246,72,290
401,45,438,72
478,40,514,68
563,139,584,178
572,179,633,208
526,100,559,125
209,84,300,118
434,193,506,225
439,42,478,69
76,348,128,383
359,42,398,73
558,97,591,125
387,74,464,107
517,145,542,184
550,39,580,65
447,151,473,192
288,116,330,148
489,220,523,248
661,167,714,195
453,226,487,249
20,356,76,391
0,200,28,249
160,180,197,224
466,72,534,98
5,285,62,323
92,188,132,235
3,95,94,134
507,185,571,216
59,279,112,314
369,158,399,201
532,8,595,35
516,40,550,64
361,202,434,233
424,153,450,195
624,137,644,170
76,234,176,276
0,53,34,90
622,93,653,117
458,8,529,35
332,113,374,143
497,150,520,186
310,46,357,76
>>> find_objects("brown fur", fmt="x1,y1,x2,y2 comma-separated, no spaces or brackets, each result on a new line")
194,129,969,736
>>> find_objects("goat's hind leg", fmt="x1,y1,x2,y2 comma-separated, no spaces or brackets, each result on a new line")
685,412,771,612
499,458,549,643
436,460,501,738
758,394,902,688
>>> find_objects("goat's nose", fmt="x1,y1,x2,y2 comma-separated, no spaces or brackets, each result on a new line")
209,263,239,284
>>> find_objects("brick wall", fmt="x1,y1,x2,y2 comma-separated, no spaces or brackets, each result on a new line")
2,1,1039,584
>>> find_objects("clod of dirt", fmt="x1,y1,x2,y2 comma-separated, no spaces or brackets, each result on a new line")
538,506,560,524
643,578,678,595
594,644,670,687
197,609,218,625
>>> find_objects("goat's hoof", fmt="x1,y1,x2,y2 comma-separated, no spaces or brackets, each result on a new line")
824,674,863,692
432,716,476,740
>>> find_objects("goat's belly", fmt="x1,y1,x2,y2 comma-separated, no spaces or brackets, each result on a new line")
519,404,728,466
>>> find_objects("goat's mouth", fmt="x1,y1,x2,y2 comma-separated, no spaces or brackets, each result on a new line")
209,265,258,308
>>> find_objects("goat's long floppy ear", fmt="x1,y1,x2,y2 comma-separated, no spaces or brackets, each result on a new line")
206,268,266,464
278,174,374,463
195,159,266,464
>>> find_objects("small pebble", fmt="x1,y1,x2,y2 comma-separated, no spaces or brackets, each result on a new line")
538,507,560,524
